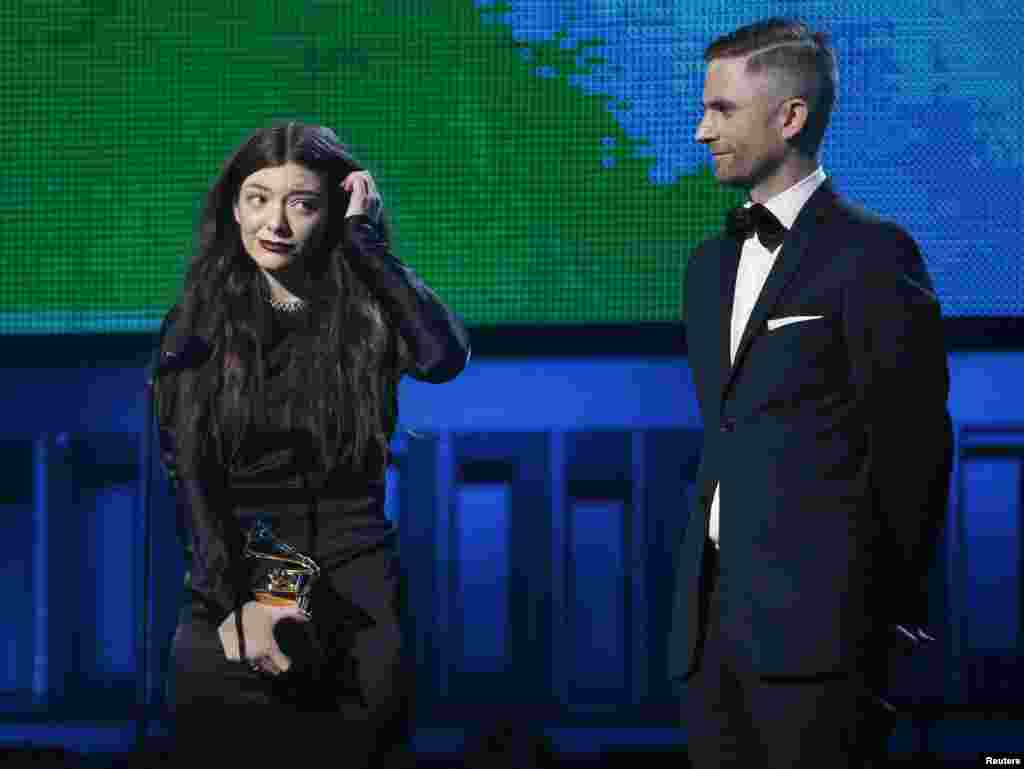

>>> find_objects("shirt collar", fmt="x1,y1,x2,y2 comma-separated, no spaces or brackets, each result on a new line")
753,167,827,230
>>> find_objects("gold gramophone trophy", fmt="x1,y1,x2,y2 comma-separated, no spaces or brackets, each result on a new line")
243,520,321,617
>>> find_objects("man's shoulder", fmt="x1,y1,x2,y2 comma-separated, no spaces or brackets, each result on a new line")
684,235,729,298
818,189,914,244
820,191,928,284
689,232,730,266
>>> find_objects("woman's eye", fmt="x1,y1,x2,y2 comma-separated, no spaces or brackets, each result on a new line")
294,200,319,213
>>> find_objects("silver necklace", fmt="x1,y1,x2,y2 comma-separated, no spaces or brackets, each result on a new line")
268,294,308,313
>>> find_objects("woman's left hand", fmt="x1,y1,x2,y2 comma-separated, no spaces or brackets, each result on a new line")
343,170,382,222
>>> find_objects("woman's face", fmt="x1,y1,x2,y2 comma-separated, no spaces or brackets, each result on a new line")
233,162,327,271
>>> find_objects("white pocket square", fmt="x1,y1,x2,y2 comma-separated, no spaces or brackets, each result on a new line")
766,315,824,331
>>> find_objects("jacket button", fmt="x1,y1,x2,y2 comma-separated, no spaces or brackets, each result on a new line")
720,418,735,433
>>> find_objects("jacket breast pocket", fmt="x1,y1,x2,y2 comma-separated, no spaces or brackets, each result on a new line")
751,312,846,394
765,314,825,332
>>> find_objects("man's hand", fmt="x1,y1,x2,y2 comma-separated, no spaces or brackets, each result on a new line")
218,600,310,676
342,170,382,221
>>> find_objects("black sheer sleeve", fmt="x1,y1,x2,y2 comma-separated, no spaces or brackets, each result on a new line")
344,215,471,382
149,309,184,486
150,309,246,626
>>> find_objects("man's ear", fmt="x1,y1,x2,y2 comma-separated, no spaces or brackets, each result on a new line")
233,201,241,225
780,97,809,143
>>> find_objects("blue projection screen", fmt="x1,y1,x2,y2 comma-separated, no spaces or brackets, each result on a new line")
2,1,1021,333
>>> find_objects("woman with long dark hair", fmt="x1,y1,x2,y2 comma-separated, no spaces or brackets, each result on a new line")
152,121,469,765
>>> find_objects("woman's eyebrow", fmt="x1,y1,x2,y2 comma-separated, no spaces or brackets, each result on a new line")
241,182,322,196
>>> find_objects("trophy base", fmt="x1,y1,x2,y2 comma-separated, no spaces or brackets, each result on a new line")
254,592,300,608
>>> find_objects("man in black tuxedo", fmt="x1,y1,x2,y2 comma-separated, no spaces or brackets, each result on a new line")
671,18,953,768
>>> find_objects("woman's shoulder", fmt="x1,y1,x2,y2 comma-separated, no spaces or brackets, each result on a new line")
159,305,182,343
157,305,216,371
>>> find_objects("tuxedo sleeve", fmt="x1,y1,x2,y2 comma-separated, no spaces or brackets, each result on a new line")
344,215,470,383
844,225,953,626
682,242,709,417
682,243,717,513
150,309,246,626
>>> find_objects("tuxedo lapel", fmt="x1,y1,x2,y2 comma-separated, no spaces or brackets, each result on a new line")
724,182,837,393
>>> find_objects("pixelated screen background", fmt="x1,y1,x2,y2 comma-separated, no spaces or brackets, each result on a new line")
3,0,1021,333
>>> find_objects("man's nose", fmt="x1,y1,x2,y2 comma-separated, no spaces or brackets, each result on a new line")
695,114,714,143
692,113,716,145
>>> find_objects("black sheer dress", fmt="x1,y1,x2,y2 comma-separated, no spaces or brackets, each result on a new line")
153,215,469,766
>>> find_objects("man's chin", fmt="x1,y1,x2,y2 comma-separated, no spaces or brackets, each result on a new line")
714,170,748,189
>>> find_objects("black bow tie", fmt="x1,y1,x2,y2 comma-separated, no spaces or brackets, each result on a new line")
725,203,787,251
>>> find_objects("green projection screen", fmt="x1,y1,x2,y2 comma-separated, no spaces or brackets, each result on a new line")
2,0,737,334
10,1,1018,333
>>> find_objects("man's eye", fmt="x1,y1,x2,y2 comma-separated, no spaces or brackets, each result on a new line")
247,194,266,205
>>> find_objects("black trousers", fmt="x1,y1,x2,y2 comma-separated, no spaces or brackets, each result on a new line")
168,515,413,768
681,542,892,769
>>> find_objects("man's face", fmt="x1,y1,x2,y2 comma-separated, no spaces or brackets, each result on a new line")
695,55,789,194
233,162,327,272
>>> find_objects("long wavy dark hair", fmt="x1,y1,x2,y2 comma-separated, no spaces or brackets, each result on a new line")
159,121,400,479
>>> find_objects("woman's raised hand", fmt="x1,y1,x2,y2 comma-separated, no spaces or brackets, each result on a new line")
342,170,382,221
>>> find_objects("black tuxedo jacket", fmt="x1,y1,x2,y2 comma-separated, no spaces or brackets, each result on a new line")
670,181,953,680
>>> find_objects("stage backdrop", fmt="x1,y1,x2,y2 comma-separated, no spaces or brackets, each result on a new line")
3,0,1021,333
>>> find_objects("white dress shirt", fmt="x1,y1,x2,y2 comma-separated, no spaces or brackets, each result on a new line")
707,167,827,547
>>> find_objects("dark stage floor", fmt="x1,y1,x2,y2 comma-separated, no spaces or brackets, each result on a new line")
1,715,1022,768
